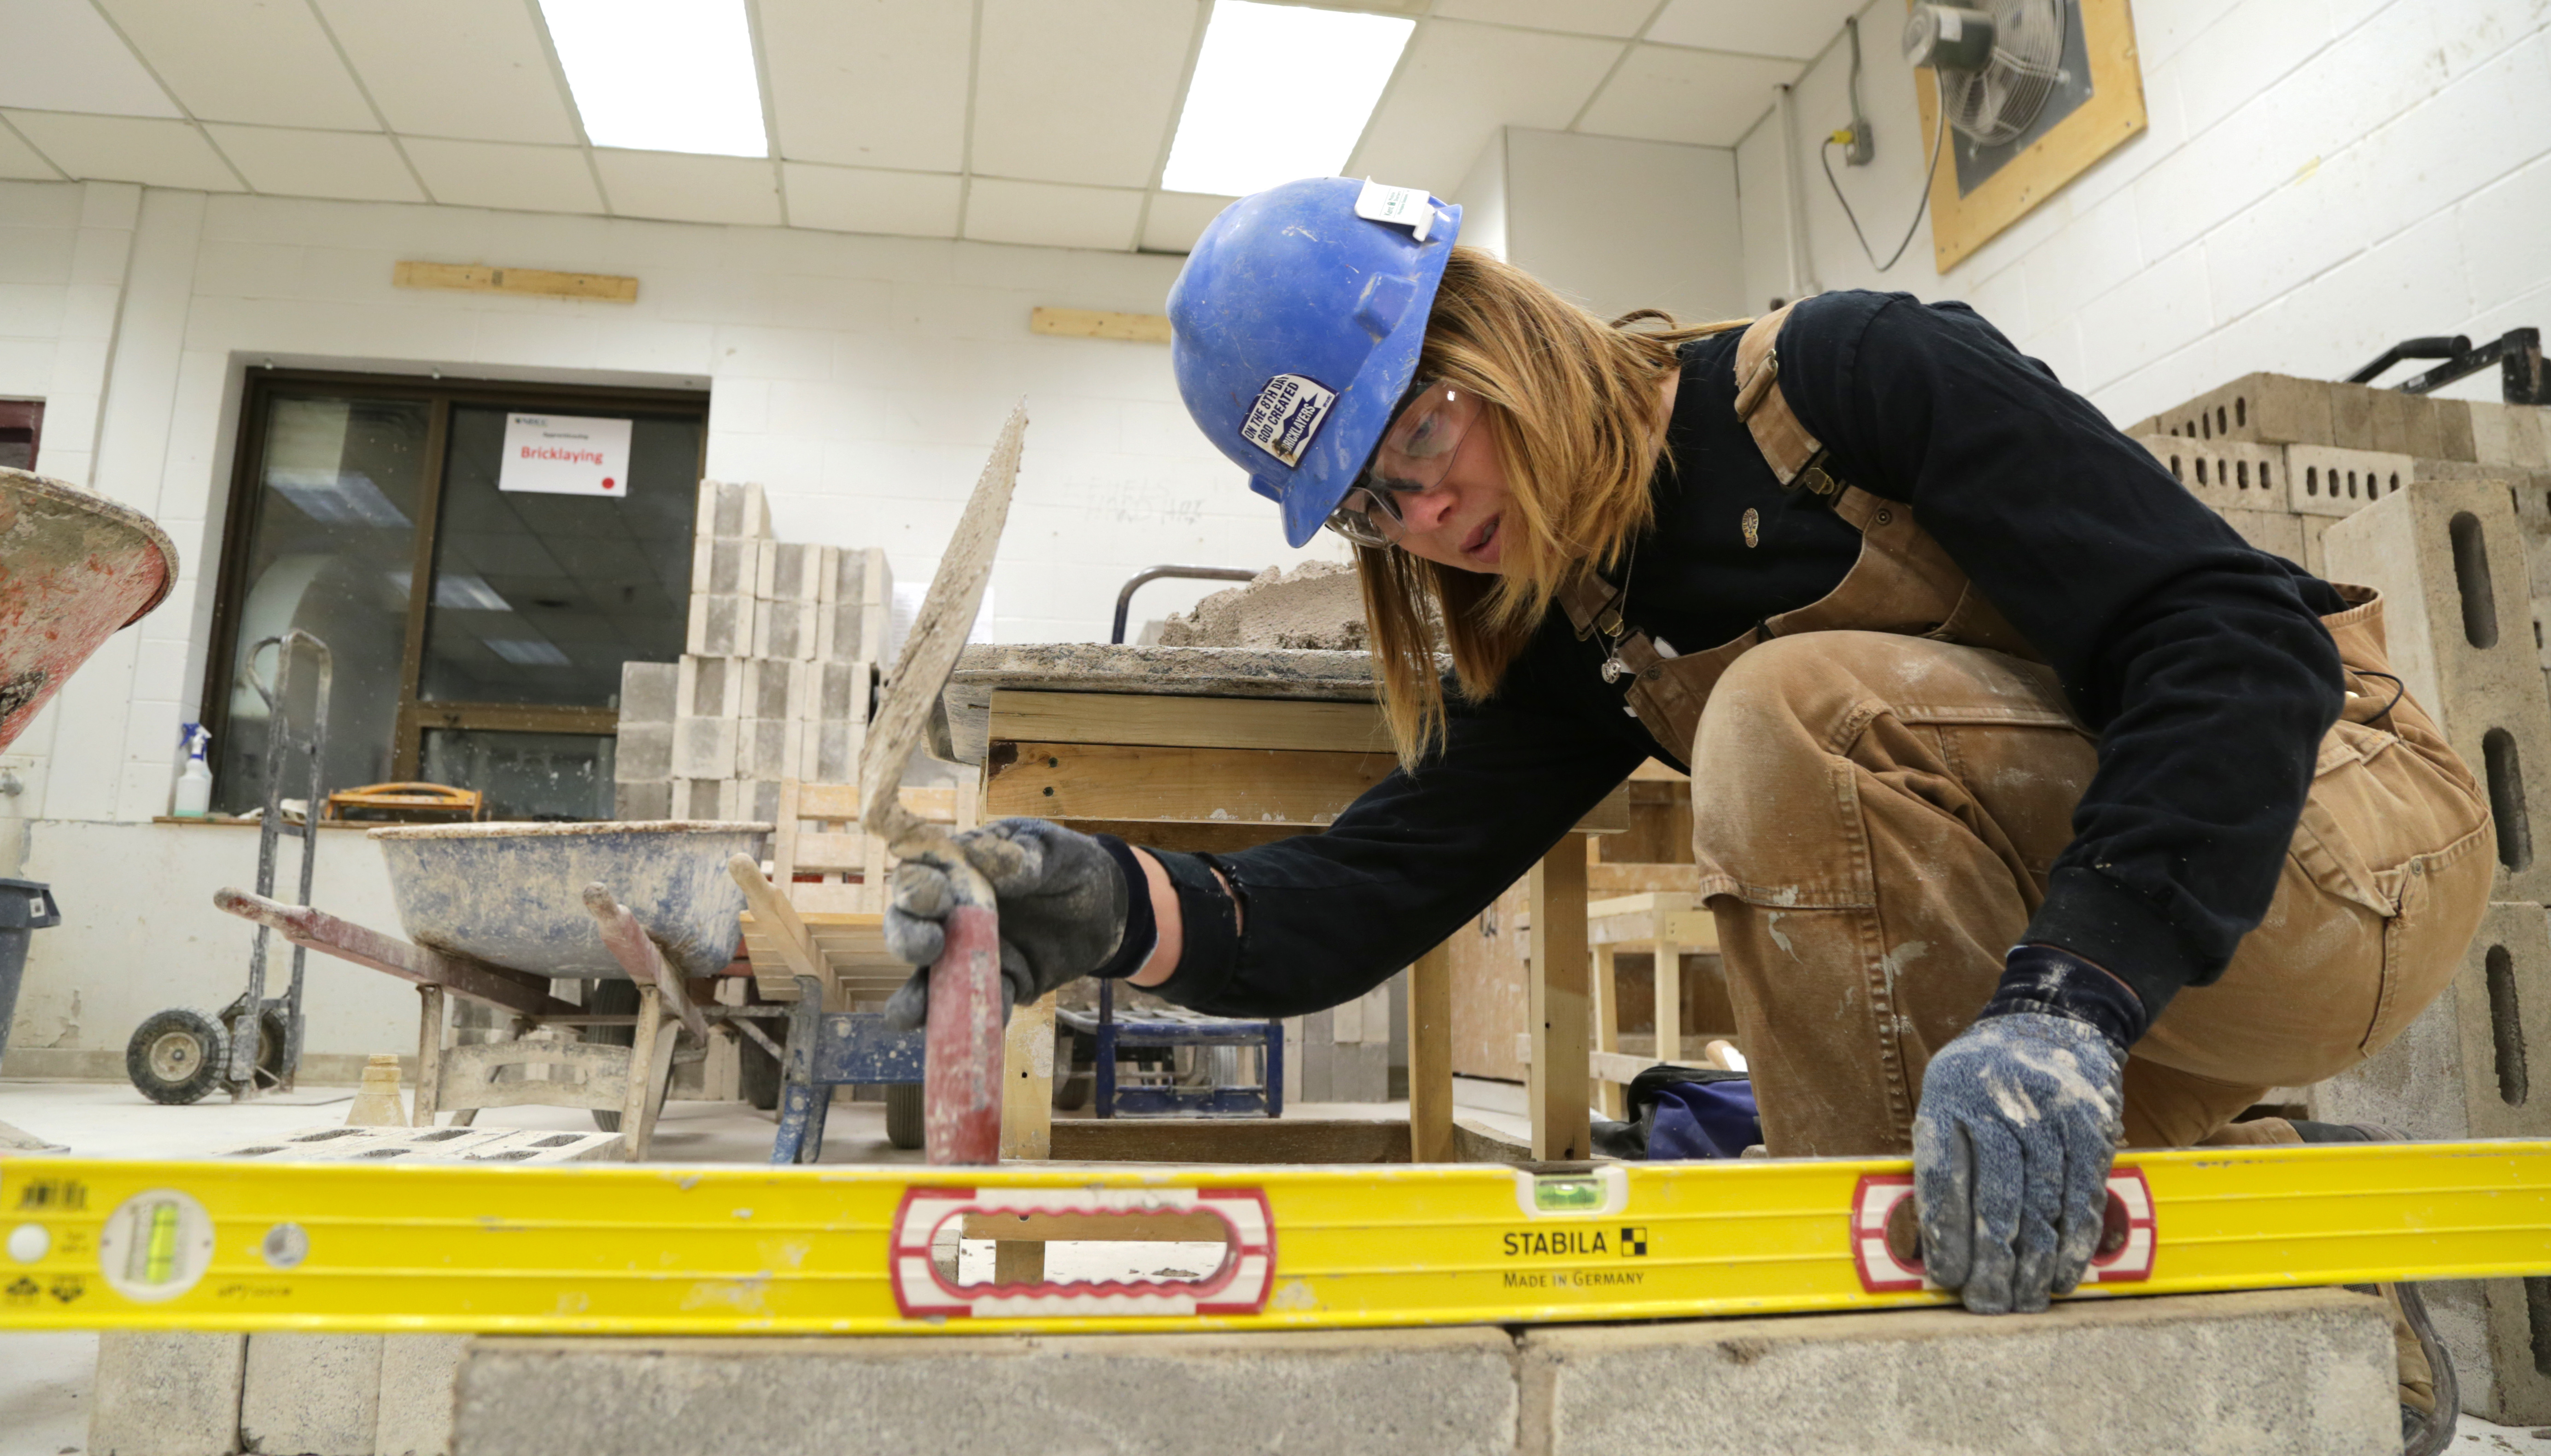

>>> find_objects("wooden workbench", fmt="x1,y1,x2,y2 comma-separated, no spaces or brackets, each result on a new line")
932,644,1628,1164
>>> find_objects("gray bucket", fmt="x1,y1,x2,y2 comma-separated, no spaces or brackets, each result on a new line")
0,877,60,1067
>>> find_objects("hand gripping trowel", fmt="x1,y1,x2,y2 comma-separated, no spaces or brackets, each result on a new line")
860,402,1026,1164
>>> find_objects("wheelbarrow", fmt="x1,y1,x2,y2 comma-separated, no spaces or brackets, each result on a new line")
213,820,774,1160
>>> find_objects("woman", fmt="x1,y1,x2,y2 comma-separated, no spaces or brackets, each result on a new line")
883,177,2485,1441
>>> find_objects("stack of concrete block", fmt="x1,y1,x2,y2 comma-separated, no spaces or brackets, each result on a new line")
613,481,888,821
1279,970,1402,1105
2301,466,2551,1425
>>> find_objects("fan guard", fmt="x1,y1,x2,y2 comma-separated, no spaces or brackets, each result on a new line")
1935,0,2068,147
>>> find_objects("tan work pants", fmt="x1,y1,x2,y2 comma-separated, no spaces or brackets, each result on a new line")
1686,623,2493,1157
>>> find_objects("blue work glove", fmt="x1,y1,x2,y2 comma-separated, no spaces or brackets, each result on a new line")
1913,944,2139,1315
880,818,1153,1031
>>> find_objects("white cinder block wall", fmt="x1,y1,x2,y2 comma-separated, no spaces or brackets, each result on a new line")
0,178,1365,1073
1737,0,2551,426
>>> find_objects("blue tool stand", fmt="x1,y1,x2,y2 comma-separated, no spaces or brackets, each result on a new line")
1062,978,1283,1118
770,974,925,1164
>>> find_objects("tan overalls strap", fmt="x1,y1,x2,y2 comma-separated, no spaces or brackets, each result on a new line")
1561,304,2039,760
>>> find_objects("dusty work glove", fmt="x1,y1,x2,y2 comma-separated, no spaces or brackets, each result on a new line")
881,818,1154,1031
1913,944,2137,1315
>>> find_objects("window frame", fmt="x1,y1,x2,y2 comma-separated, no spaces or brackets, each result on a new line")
203,367,708,790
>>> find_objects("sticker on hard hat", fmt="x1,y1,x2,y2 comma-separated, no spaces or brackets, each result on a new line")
1354,180,1438,242
1240,374,1337,468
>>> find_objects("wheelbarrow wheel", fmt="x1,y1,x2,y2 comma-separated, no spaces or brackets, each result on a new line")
126,1010,224,1105
886,1082,924,1150
580,980,669,1133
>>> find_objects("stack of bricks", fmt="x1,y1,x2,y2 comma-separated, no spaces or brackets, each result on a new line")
611,481,891,822
2129,372,2551,1425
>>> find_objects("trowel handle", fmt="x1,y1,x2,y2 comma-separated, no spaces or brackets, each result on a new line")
923,902,1005,1165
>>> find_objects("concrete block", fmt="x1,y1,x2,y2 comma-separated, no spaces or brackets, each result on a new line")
738,718,800,779
2217,508,2306,561
241,1333,383,1456
685,594,752,657
753,599,818,661
611,723,670,783
2287,444,2413,516
689,535,754,597
453,1327,1519,1456
745,778,782,824
695,479,767,540
817,547,893,662
376,1335,469,1456
2131,435,2286,514
803,719,862,784
757,541,824,602
811,660,872,723
89,1331,246,1456
2470,401,2551,469
671,717,736,778
1281,1015,1304,1105
2317,900,2551,1425
2153,372,2334,446
1515,1289,2396,1456
614,780,671,819
1331,1041,1389,1102
616,661,678,725
677,655,745,719
2331,380,2416,454
2322,481,2551,902
677,778,737,820
2300,514,2335,577
2430,395,2478,463
740,655,807,721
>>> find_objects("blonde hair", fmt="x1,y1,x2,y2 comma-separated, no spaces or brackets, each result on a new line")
1360,246,1745,764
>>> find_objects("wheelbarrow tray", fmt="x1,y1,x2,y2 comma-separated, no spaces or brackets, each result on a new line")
369,820,769,980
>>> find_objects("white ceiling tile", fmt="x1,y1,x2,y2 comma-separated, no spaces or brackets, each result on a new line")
784,163,961,238
97,0,376,130
1575,45,1798,146
404,138,603,214
763,0,972,173
1431,0,1660,38
1644,0,1860,61
315,0,579,145
2,111,240,188
1140,189,1233,254
0,123,65,180
205,124,422,201
0,0,181,117
964,179,1141,251
971,0,1198,188
1347,20,1622,195
595,150,783,226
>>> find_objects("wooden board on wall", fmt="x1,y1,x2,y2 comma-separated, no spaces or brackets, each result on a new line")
1915,0,2147,270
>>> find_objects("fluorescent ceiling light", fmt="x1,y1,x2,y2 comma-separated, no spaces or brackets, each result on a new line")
486,638,573,667
267,469,409,528
388,571,513,611
539,0,767,157
1162,1,1413,198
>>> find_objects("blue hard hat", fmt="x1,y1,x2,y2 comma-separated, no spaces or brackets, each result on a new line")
1167,176,1463,548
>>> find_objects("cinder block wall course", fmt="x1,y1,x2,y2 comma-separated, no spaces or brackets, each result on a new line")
1516,1289,2397,1456
453,1327,1521,1456
88,1330,247,1456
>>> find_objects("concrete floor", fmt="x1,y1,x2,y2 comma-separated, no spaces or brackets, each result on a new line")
2,1076,2545,1456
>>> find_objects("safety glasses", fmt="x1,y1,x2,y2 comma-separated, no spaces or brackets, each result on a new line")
1324,381,1481,550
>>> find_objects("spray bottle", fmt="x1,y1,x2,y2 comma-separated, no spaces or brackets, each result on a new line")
173,722,213,818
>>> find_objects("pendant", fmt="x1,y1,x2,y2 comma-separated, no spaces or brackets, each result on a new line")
1741,507,1761,548
1600,652,1626,684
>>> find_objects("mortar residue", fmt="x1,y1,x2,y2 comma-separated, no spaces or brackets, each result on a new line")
1156,561,1367,651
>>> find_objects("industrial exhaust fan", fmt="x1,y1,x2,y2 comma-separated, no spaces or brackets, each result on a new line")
1902,1,2068,145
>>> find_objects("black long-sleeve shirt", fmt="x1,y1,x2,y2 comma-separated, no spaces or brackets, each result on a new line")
1152,290,2347,1023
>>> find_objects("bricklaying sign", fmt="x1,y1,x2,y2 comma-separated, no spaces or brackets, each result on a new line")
499,413,632,497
